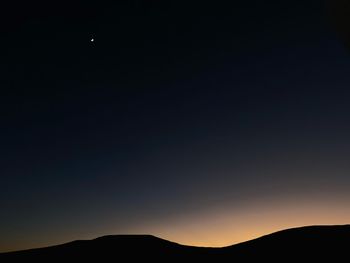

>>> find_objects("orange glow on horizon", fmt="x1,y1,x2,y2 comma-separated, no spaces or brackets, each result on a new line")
147,196,350,247
2,194,350,252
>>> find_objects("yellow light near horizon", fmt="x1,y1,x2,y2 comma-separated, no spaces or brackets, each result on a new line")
147,197,350,247
2,193,350,253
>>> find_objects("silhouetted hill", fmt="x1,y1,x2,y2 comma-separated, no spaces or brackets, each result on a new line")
221,225,350,260
0,234,209,261
1,225,350,261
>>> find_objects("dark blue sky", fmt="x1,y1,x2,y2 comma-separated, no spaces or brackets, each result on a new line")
2,0,350,251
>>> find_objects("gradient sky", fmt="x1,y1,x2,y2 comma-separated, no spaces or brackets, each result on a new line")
2,0,350,252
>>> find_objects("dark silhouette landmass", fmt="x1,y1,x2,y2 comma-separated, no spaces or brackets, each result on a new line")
1,225,350,261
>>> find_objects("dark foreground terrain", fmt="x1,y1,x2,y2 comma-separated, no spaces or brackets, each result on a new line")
1,225,350,261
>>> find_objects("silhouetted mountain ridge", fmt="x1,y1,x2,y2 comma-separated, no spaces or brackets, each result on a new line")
1,225,350,261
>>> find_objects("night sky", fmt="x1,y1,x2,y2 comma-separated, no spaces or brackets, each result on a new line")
2,1,350,252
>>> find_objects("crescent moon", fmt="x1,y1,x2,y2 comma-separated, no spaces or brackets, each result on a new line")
326,0,350,50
